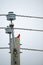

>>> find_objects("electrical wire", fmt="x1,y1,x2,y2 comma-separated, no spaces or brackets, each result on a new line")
0,27,6,29
15,28,43,32
20,48,43,52
0,14,7,16
0,27,43,32
0,14,43,19
16,15,43,19
0,47,43,52
0,47,9,49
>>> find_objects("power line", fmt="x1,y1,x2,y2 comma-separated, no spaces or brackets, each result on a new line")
20,48,43,52
0,14,7,16
0,47,9,49
0,47,43,52
0,14,43,19
15,28,43,32
0,27,6,29
16,15,43,19
0,27,43,32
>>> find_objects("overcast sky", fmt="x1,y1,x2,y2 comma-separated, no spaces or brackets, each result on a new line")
0,0,43,65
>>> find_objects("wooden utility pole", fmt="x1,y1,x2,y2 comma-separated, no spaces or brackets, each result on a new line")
11,37,20,65
5,12,20,65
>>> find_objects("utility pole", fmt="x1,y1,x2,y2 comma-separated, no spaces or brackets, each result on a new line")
5,12,20,65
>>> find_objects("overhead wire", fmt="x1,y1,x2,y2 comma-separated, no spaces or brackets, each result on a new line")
0,14,43,19
15,28,43,32
20,48,43,52
0,27,43,32
0,27,6,29
0,14,7,16
16,15,43,19
0,47,43,52
0,47,9,49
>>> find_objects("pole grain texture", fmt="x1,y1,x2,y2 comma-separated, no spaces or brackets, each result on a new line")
11,37,20,65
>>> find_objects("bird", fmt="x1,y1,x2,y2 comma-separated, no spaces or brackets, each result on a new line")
17,34,20,38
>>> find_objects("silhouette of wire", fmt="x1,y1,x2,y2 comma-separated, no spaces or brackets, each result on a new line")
0,47,9,49
0,14,7,16
16,15,43,19
0,27,43,32
0,47,43,52
15,28,43,32
0,14,43,19
20,48,43,52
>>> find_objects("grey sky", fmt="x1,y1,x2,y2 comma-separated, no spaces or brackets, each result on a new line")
0,0,43,65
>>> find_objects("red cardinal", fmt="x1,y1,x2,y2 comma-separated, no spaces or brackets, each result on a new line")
17,34,20,38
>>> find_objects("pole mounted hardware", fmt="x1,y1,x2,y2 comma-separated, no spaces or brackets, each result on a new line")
5,12,20,65
7,12,16,21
